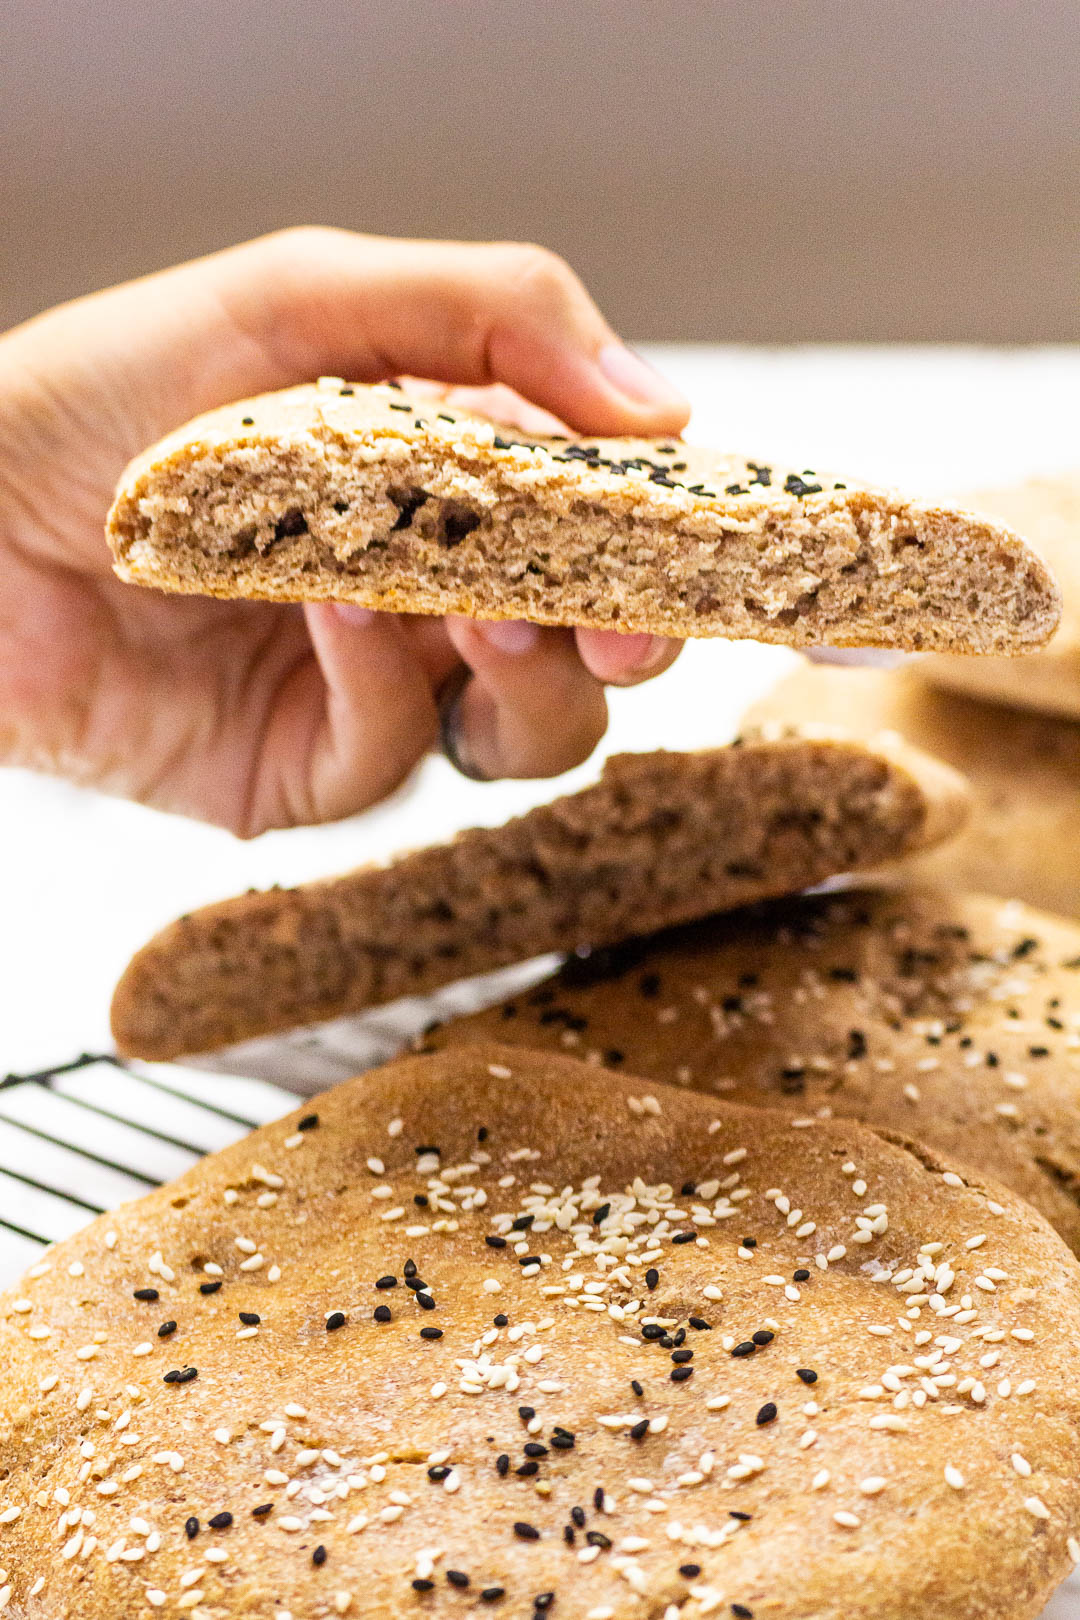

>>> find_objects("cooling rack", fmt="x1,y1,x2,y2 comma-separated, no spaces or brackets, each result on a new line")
0,1055,295,1284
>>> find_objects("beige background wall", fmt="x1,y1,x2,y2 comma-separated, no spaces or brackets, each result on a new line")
2,0,1078,341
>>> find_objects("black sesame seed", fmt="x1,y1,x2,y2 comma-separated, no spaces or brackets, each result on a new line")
414,1194,429,1206
480,1589,505,1603
133,1288,159,1302
679,1563,701,1578
312,1544,327,1566
376,1275,398,1290
629,1418,650,1440
519,1406,536,1421
550,1433,575,1450
404,1259,418,1278
796,1368,818,1384
689,1317,711,1330
592,1203,611,1226
494,1313,509,1327
326,1311,346,1331
742,1236,757,1248
516,1460,540,1477
533,1594,555,1612
593,1487,606,1511
681,1182,697,1197
642,1324,665,1341
486,1235,508,1249
752,1329,774,1346
208,1512,233,1529
427,1465,451,1482
177,1366,197,1383
604,1048,625,1065
630,1379,644,1397
374,1305,392,1323
673,1328,686,1346
238,1311,260,1325
671,1349,694,1364
158,1320,177,1337
511,1215,534,1231
185,1516,200,1539
496,1454,510,1477
412,1578,435,1591
732,1341,756,1358
732,1607,754,1618
586,1530,612,1548
571,1506,586,1528
730,1509,752,1521
671,1365,694,1383
672,1230,696,1245
756,1402,778,1426
241,416,254,425
297,1113,319,1131
447,1570,469,1587
523,1442,548,1458
793,1269,810,1282
514,1522,541,1540
200,1281,222,1295
251,1503,273,1517
417,1293,436,1311
645,1268,660,1290
420,1326,443,1340
518,1256,542,1268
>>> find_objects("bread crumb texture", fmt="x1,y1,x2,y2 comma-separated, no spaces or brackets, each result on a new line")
747,661,1080,918
3,1046,1080,1618
107,379,1061,653
111,735,967,1059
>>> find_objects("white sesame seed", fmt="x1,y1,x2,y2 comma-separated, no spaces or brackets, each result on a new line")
944,1465,965,1490
1011,1454,1032,1477
833,1510,860,1528
1024,1496,1051,1520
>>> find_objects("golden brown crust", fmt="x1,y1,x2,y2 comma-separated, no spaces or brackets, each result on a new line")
429,886,1080,1255
3,1045,1080,1619
922,473,1080,718
105,379,1061,653
110,736,968,1060
748,661,1080,917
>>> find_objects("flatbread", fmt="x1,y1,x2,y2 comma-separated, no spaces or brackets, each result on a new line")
106,378,1060,653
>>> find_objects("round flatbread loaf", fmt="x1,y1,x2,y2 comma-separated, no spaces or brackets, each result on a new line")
746,662,1080,916
429,887,1080,1255
922,473,1080,720
2,1046,1080,1619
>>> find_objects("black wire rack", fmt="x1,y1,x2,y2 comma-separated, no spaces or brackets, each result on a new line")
0,1055,295,1284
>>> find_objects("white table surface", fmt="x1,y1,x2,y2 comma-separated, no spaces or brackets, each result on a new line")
1,344,1079,1615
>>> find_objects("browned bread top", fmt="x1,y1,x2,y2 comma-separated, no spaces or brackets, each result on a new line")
3,1045,1080,1618
747,660,1080,918
428,884,1080,1254
923,472,1080,718
106,379,1061,652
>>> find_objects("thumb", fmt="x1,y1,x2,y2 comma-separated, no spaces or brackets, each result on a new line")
4,229,689,458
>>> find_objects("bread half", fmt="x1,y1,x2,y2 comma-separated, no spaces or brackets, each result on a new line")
107,379,1061,653
111,733,967,1058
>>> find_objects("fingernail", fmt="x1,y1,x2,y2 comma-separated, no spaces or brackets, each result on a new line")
476,619,541,655
603,633,672,684
333,603,378,627
597,342,689,410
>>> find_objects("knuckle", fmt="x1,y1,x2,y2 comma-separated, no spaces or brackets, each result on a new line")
497,241,578,303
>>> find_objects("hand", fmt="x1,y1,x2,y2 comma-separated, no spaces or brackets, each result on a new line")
0,228,689,834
